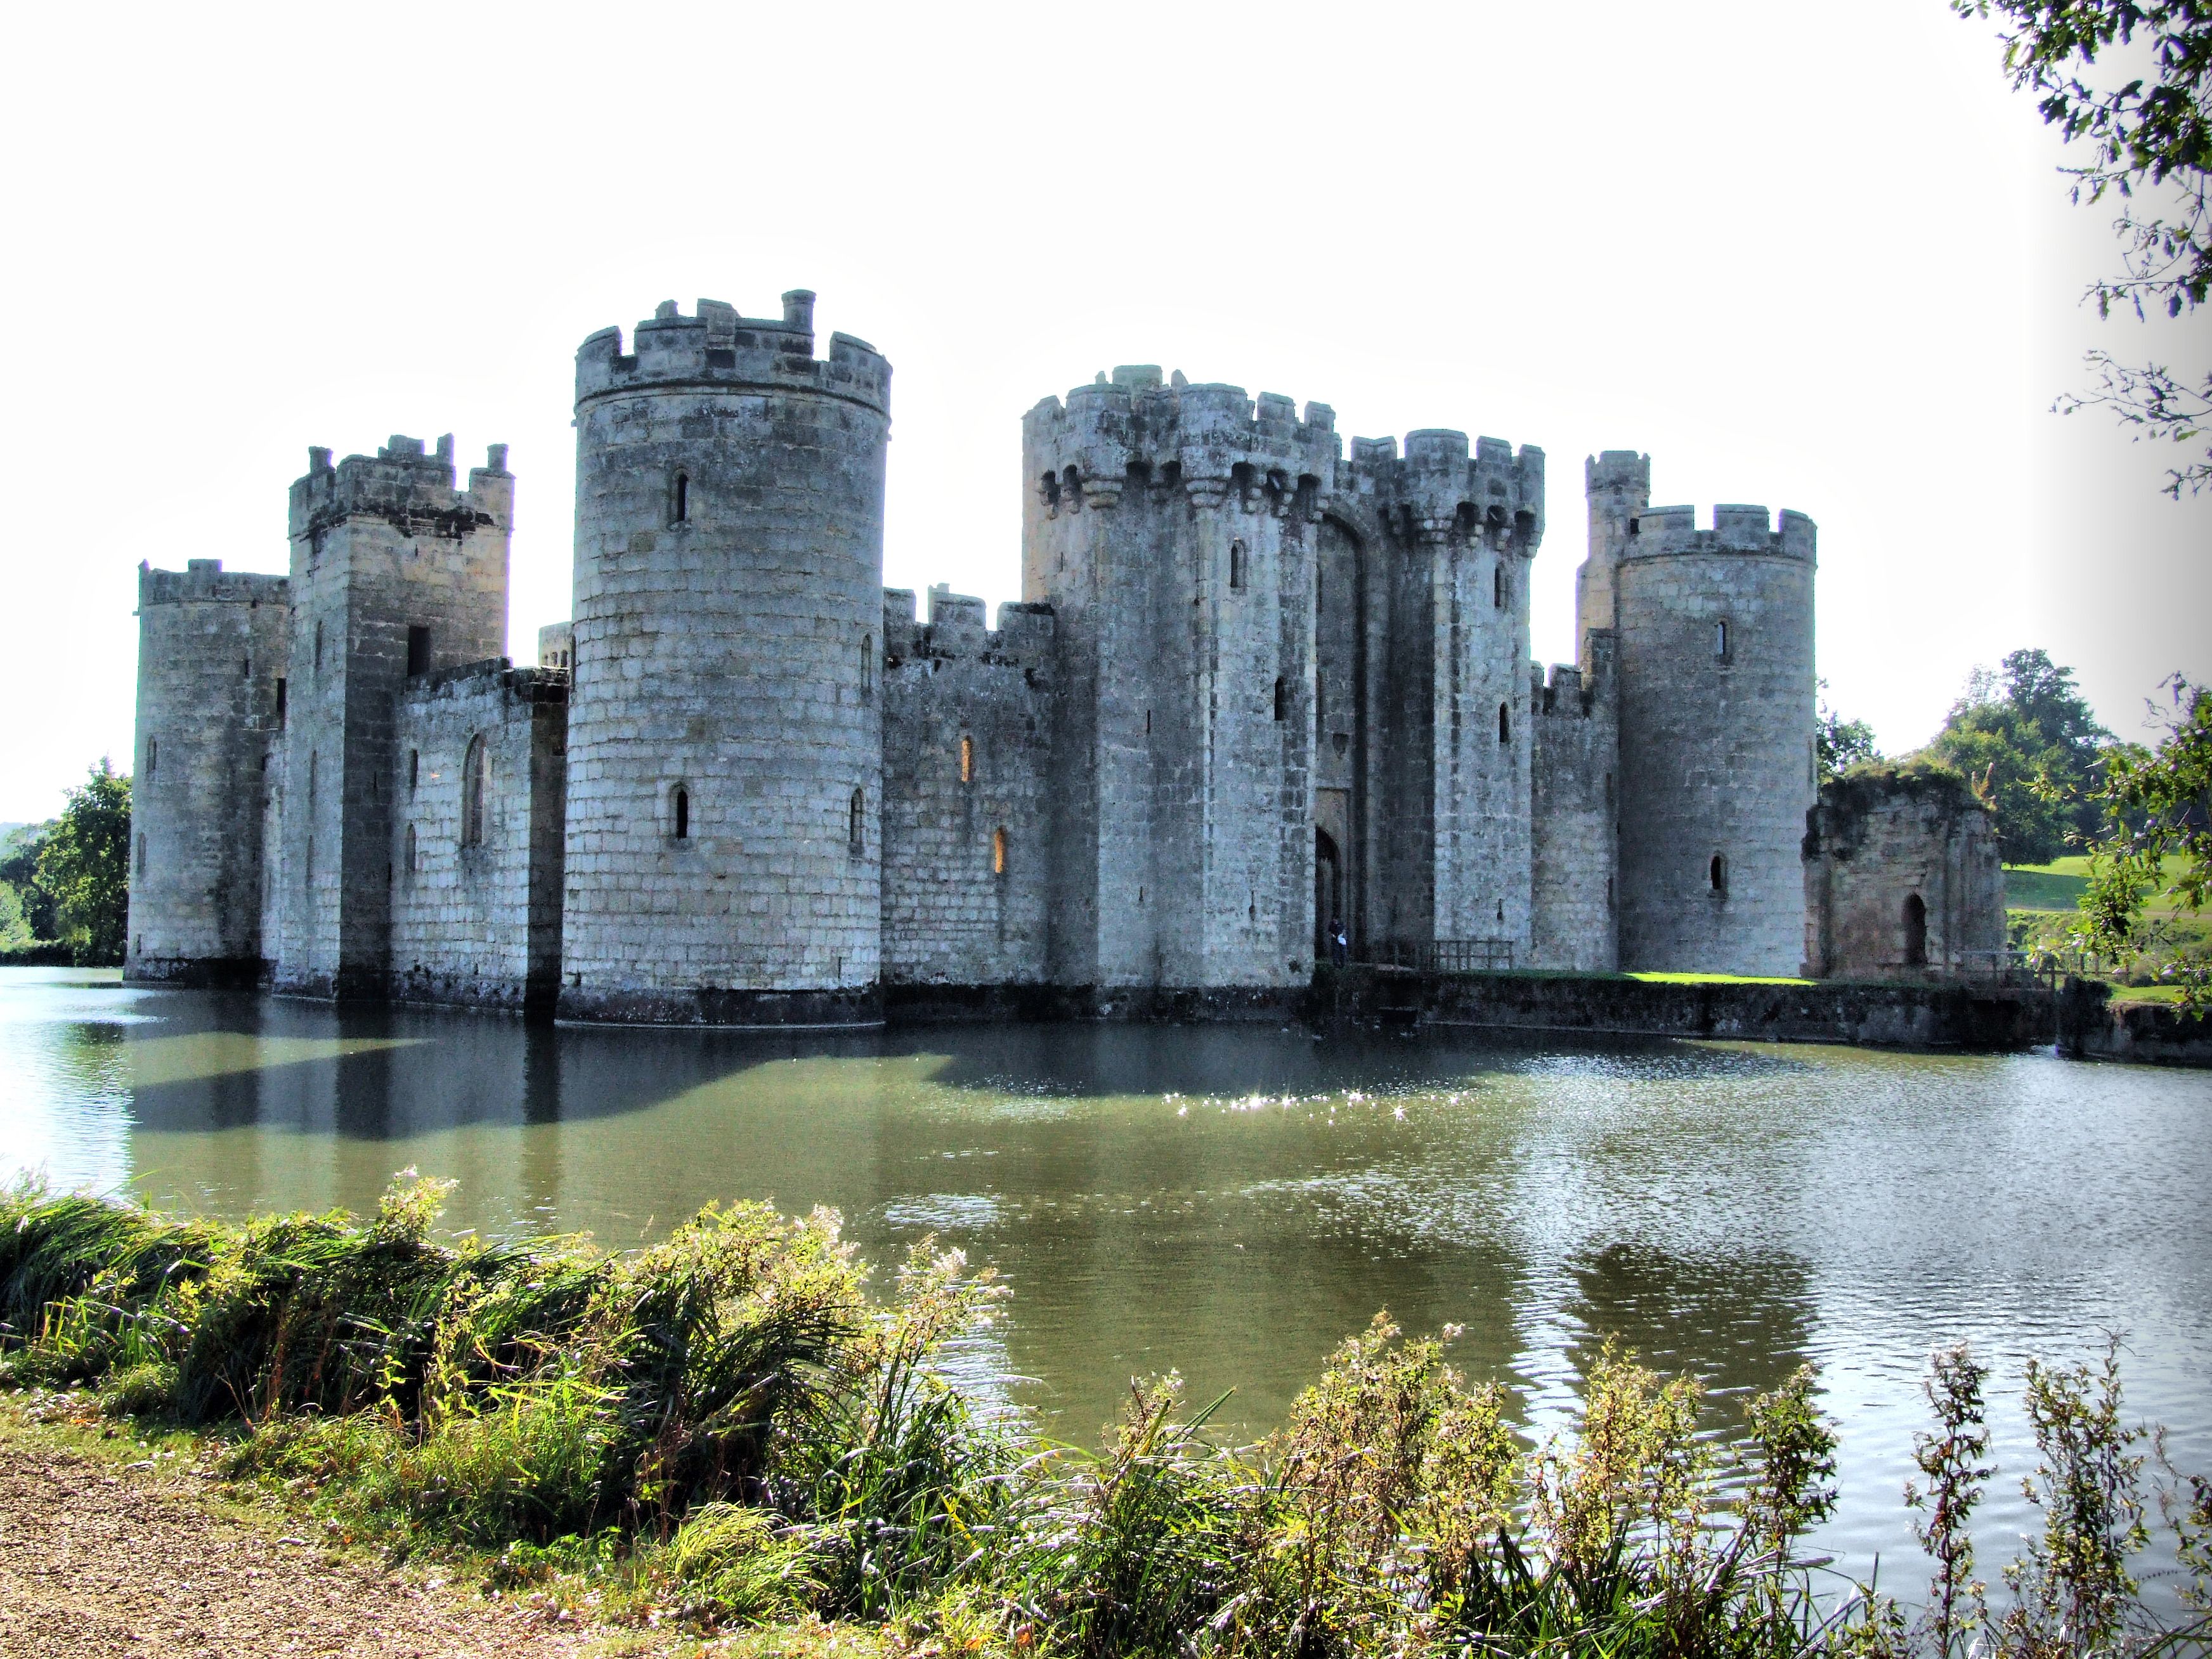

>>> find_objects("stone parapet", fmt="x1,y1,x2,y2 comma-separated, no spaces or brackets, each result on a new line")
139,560,290,608
575,292,889,415
289,434,510,544
1623,503,1816,564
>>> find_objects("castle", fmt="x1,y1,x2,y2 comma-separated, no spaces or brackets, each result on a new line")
123,290,2003,1022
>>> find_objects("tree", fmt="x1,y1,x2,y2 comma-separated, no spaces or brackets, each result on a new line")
1818,680,1883,781
2076,674,2210,1008
34,760,131,966
1953,0,2211,497
0,823,56,942
0,883,32,953
1925,648,2111,862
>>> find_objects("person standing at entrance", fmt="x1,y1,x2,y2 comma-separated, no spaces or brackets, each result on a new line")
1330,919,1348,966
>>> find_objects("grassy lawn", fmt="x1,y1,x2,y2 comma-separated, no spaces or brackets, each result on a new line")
2107,984,2194,1006
2005,856,2187,914
1625,970,1815,986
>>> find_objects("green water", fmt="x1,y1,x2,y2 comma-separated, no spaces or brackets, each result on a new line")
4,966,2209,1591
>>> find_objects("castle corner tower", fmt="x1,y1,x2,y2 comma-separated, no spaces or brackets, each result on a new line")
560,293,892,1024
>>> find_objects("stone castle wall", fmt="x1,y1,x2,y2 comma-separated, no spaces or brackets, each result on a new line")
1530,641,1620,971
126,559,290,984
388,661,567,1010
122,290,1940,1018
880,589,1055,986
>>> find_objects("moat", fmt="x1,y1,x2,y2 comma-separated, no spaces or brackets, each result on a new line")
5,966,2208,1594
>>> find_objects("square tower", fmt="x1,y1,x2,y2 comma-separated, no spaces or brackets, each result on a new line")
270,436,512,998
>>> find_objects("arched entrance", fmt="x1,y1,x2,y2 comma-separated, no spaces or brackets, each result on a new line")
1902,892,1928,968
1315,828,1343,963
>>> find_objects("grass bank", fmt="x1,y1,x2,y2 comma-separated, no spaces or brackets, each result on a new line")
3,1175,2205,1658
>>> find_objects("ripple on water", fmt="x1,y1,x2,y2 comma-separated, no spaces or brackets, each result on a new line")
2,974,2208,1608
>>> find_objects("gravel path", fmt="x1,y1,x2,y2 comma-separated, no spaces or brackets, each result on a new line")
0,1436,597,1658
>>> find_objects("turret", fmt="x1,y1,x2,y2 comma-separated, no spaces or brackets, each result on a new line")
1610,492,1818,976
1578,450,1649,665
560,293,891,1024
126,559,292,984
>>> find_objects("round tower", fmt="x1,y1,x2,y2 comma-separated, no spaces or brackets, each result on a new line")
561,292,892,1024
1613,502,1817,976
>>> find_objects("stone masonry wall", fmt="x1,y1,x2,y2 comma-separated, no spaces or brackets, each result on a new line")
1024,369,1341,990
388,661,568,1009
560,294,890,1024
881,589,1055,986
1530,639,1620,970
1613,505,1816,976
125,560,290,984
271,436,512,998
1804,769,2007,979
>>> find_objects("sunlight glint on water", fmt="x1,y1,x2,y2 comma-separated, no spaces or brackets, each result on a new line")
1,968,2206,1601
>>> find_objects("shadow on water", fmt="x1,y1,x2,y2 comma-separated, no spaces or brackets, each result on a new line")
102,988,1817,1142
5,968,2210,1596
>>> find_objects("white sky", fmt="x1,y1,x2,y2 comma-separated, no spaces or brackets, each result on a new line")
0,0,2204,824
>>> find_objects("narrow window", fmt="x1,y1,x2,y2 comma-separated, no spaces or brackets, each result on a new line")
136,833,146,876
404,823,416,878
960,734,974,784
274,678,287,725
1493,564,1506,609
305,834,315,885
1229,540,1247,591
1903,893,1929,966
1274,677,1287,721
308,750,318,807
1316,673,1325,730
1145,708,1152,735
145,736,157,777
1710,852,1727,895
407,624,431,677
1715,620,1730,660
462,734,488,847
1497,703,1511,744
1604,771,1614,809
849,788,865,858
992,826,1008,876
673,471,690,524
408,749,419,793
314,620,323,674
861,633,875,699
241,656,250,679
674,785,689,840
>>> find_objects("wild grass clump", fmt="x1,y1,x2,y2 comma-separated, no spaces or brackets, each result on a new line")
4,1177,2208,1658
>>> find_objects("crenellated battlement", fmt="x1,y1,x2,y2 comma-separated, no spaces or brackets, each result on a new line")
397,656,569,709
883,587,1055,669
575,292,890,415
1024,367,1339,514
1622,502,1816,563
1347,428,1547,549
138,559,290,608
1531,653,1614,718
288,434,511,543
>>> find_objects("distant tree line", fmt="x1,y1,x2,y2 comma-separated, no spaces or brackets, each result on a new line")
1,761,131,967
1824,651,2208,1007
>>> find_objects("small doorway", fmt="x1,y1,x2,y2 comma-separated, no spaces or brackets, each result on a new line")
1902,892,1928,968
1315,828,1343,964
